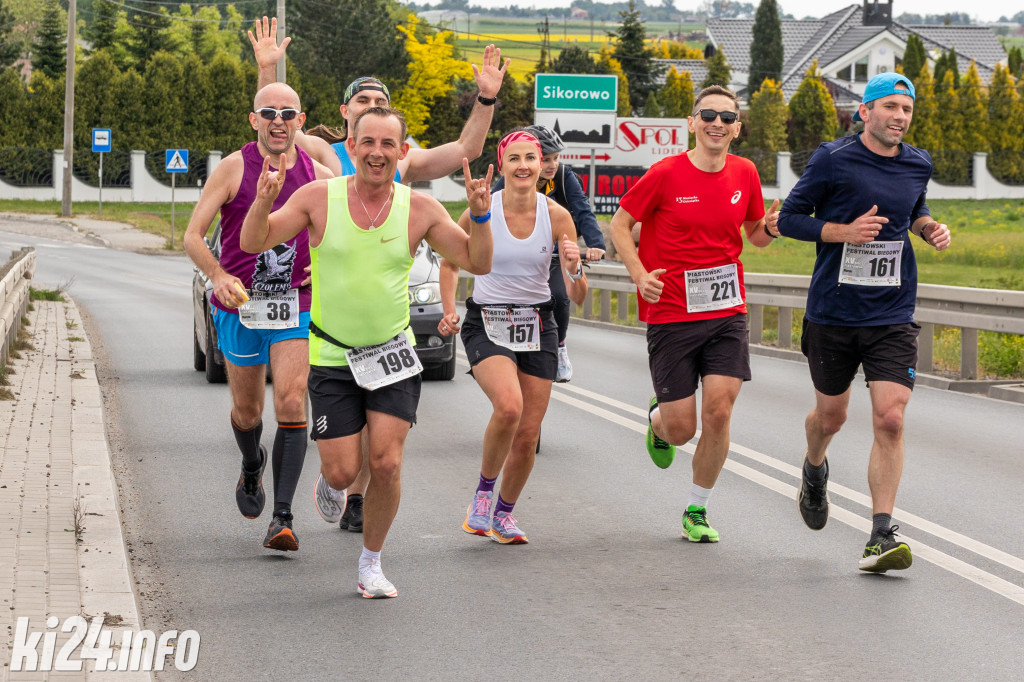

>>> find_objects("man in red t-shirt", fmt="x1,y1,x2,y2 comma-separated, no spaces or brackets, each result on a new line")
610,85,778,543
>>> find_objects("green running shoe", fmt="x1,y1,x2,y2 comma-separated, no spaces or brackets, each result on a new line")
859,525,913,573
646,396,676,469
682,505,719,543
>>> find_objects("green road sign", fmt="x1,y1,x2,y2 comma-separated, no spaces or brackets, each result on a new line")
535,74,618,112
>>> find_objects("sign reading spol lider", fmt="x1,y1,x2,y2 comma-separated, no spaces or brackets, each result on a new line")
561,117,689,168
534,74,618,112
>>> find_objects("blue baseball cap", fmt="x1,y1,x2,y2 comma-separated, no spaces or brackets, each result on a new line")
852,72,916,122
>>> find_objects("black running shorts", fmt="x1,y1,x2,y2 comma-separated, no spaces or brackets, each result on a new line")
307,364,421,440
801,318,920,395
646,314,751,402
460,304,558,381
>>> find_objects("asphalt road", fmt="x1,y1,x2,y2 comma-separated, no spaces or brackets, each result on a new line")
4,225,1024,681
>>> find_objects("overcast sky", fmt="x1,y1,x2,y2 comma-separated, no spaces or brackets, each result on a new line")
431,1,1020,23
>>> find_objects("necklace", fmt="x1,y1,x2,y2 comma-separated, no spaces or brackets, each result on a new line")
353,179,394,229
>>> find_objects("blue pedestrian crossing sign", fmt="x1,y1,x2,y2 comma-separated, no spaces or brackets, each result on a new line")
92,129,111,153
165,149,189,173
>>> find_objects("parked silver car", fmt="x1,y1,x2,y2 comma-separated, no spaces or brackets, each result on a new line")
192,223,455,383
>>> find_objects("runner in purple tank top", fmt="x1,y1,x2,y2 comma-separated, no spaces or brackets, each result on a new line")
184,82,333,553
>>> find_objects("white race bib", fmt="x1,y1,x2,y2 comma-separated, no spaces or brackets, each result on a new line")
684,264,743,313
344,333,423,391
839,241,903,287
238,288,300,329
482,307,541,352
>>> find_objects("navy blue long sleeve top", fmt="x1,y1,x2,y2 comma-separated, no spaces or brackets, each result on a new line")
777,134,933,326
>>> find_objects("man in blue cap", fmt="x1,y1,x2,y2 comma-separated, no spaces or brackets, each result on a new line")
769,71,951,573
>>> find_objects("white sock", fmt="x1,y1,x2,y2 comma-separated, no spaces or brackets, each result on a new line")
688,483,713,509
359,547,381,573
650,406,661,423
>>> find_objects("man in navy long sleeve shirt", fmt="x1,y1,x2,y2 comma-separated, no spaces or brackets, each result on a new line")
770,72,951,574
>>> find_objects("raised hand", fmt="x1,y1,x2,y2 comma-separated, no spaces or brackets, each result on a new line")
922,221,952,251
638,268,667,304
472,44,510,99
847,204,889,244
256,154,287,203
248,16,290,71
462,157,494,218
765,198,781,237
560,234,581,276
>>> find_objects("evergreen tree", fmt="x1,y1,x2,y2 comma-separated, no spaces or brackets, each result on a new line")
661,66,694,118
27,70,63,149
748,0,782,96
141,51,184,151
746,77,787,182
903,63,939,149
31,1,66,79
611,0,664,114
74,49,121,151
0,67,28,146
643,91,662,117
551,45,600,74
986,63,1024,183
787,60,837,152
114,68,149,151
597,46,632,117
901,34,927,82
206,53,250,155
534,46,548,74
958,61,987,153
934,49,960,90
179,53,212,151
84,0,118,54
1007,46,1023,79
702,48,731,89
0,0,21,68
933,69,966,183
127,5,172,67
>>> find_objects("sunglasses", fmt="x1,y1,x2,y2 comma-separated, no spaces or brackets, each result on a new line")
697,109,738,124
255,108,301,121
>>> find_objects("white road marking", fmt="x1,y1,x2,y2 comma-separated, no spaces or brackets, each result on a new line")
455,351,1024,607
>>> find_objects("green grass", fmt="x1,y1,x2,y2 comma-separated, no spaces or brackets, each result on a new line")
29,286,65,301
0,199,193,251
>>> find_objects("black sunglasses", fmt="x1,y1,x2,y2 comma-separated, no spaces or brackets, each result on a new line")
697,109,738,124
255,107,301,121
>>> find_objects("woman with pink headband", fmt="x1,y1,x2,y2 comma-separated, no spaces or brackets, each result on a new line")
439,129,589,544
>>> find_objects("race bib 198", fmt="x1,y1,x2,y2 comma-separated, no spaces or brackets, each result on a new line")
684,264,743,313
482,307,541,352
238,288,300,329
839,241,903,286
344,333,423,391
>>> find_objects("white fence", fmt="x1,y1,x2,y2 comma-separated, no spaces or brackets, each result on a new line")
0,247,35,364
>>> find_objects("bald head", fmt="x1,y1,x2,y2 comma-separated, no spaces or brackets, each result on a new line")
254,82,301,111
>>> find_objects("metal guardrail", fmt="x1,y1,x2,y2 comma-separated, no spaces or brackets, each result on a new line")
1,247,36,364
458,263,1024,381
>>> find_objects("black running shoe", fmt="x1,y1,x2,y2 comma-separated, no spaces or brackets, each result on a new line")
263,510,299,552
797,457,829,530
339,494,363,533
859,525,912,573
235,445,267,519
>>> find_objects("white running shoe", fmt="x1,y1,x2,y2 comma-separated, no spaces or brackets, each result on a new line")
313,473,346,524
358,560,398,599
556,344,573,383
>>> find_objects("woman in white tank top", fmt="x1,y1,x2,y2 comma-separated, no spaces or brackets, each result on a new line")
438,130,588,544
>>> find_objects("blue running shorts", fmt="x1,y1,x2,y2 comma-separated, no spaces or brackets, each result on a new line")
212,306,310,367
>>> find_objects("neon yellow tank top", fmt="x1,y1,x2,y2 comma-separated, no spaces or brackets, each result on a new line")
309,177,414,367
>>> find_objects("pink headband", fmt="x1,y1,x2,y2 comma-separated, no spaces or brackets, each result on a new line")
497,131,542,170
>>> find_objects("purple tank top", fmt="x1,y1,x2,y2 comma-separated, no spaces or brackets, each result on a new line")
213,142,315,313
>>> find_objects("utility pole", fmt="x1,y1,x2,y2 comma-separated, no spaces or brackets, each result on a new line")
276,0,286,83
536,14,550,70
61,0,76,217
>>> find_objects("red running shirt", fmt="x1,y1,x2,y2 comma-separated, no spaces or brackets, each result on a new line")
619,152,765,324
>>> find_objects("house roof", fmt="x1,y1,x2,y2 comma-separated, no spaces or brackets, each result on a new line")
705,3,1005,102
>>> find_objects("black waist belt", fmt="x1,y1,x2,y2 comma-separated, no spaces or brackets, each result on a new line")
309,321,408,351
466,297,555,313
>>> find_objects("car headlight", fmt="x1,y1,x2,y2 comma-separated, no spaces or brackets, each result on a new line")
409,282,441,305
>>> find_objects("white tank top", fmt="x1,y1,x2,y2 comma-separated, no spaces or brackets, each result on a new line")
472,191,554,305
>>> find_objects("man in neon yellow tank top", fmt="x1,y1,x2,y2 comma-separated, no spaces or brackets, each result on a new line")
240,107,494,598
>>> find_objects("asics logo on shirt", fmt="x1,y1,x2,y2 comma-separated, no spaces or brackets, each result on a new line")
731,190,742,204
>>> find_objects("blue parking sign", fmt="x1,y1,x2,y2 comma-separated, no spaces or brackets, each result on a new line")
165,149,189,173
92,129,111,153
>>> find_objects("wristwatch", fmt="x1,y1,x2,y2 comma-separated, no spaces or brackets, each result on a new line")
566,261,584,281
477,94,497,106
